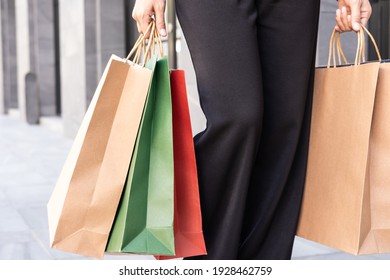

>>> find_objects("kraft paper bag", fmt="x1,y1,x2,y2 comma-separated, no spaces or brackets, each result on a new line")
297,28,390,255
47,54,155,258
155,70,207,260
106,56,175,255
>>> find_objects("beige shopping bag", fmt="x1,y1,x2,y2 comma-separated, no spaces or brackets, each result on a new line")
47,34,155,258
297,26,390,255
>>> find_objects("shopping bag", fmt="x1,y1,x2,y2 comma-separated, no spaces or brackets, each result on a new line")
106,55,175,256
297,26,390,255
47,35,155,258
155,70,207,260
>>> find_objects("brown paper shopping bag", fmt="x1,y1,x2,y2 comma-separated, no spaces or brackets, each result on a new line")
297,26,390,255
47,33,155,258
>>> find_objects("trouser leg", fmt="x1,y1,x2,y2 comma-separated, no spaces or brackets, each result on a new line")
238,0,321,260
176,0,320,260
175,0,262,259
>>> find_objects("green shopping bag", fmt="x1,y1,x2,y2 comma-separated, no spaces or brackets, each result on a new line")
106,55,175,255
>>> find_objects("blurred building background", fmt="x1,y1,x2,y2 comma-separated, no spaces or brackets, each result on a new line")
1,0,390,261
0,0,389,138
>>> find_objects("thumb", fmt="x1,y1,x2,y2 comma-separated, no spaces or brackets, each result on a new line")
350,1,362,31
154,5,167,37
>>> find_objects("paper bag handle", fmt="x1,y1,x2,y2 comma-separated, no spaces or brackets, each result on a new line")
327,24,382,68
124,20,164,66
143,23,164,62
358,24,381,64
327,29,353,68
124,22,153,64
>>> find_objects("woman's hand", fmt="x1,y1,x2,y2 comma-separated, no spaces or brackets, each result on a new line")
132,0,167,37
335,0,371,32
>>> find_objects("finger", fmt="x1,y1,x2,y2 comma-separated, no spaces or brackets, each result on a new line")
360,17,369,27
350,0,362,31
154,3,167,36
335,25,341,32
136,22,142,34
347,14,353,31
140,14,153,38
132,10,145,34
336,9,347,31
360,1,372,27
341,6,351,31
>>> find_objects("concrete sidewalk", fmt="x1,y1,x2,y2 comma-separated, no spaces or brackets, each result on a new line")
0,114,389,260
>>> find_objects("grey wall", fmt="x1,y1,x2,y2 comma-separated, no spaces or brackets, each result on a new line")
59,0,126,138
84,0,98,106
15,0,57,121
97,0,126,74
59,0,86,138
84,0,126,105
0,3,3,114
1,0,18,112
15,0,30,121
369,1,390,59
33,0,57,116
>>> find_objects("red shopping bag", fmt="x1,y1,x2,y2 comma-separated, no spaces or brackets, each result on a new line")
156,70,207,259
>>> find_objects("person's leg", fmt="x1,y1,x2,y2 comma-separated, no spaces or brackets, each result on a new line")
238,0,321,260
175,0,262,259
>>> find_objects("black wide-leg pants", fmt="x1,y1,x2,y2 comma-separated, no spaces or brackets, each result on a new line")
175,0,321,260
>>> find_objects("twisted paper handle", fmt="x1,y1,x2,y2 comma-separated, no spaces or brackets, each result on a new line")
123,20,165,66
327,24,382,68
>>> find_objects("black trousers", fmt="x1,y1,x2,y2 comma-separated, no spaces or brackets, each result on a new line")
175,0,321,260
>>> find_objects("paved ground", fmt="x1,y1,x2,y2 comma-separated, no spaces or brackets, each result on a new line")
0,114,389,260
